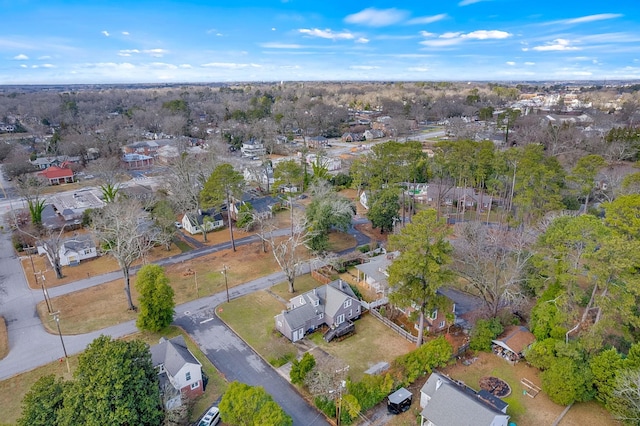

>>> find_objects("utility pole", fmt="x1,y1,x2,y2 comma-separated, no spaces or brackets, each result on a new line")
51,311,70,373
29,252,52,313
221,264,230,303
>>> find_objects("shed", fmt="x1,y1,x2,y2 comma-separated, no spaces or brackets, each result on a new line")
491,325,536,362
387,387,412,414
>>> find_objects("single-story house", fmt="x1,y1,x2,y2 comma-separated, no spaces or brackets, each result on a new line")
275,279,361,342
231,193,281,221
420,371,510,426
181,210,224,235
151,336,204,409
492,325,536,363
122,153,153,169
37,234,98,267
38,166,75,185
355,251,398,294
31,155,82,170
364,129,385,140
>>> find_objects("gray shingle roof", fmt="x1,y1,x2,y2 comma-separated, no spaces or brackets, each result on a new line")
150,336,200,377
420,372,509,426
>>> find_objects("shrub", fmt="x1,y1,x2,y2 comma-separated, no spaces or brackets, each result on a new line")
469,318,503,352
290,352,316,385
314,395,336,417
347,373,393,411
394,336,453,383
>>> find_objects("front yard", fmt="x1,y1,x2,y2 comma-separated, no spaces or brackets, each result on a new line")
0,326,227,426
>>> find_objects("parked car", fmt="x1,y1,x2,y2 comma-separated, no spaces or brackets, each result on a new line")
174,221,183,229
198,406,220,426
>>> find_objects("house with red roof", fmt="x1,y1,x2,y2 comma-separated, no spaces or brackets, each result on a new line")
38,165,75,185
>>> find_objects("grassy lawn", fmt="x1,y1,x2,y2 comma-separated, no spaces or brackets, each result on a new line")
216,290,294,366
21,242,182,289
0,326,226,426
219,276,416,382
308,314,415,381
0,317,7,360
327,230,356,253
38,241,281,335
441,351,617,426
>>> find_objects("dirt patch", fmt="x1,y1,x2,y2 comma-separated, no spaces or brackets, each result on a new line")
355,222,388,246
0,317,7,360
479,376,511,397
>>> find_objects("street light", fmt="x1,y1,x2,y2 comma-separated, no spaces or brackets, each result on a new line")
51,311,70,373
221,264,230,303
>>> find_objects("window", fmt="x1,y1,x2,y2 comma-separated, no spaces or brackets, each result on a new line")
431,309,438,320
299,296,305,305
318,312,324,320
185,372,191,381
439,321,446,329
191,381,199,390
344,299,352,308
336,314,345,325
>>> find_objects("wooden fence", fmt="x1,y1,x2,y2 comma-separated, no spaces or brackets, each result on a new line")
368,307,418,344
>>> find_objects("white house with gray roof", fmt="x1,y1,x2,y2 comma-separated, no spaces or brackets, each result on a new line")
420,371,509,426
151,336,203,409
37,234,97,267
275,280,361,342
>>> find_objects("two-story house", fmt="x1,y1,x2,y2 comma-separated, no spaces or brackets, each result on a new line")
275,280,361,342
150,336,204,409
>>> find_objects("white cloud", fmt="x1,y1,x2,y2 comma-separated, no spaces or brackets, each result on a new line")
506,61,516,66
419,31,436,37
38,55,51,60
271,28,276,31
118,49,140,57
260,43,303,49
101,30,110,37
89,62,136,69
440,32,462,39
150,62,177,69
20,64,27,68
356,37,369,44
349,65,379,70
524,62,535,65
122,31,130,36
407,14,448,25
344,8,408,27
531,39,579,51
201,62,261,69
555,13,623,25
408,67,430,72
144,48,168,57
179,64,192,69
41,64,55,68
463,30,511,40
299,28,354,40
13,54,28,60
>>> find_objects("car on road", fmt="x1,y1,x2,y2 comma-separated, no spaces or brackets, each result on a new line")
197,405,220,426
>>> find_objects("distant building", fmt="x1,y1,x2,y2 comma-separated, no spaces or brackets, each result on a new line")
240,139,266,157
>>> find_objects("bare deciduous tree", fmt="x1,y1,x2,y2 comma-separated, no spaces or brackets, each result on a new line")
452,222,534,317
261,214,312,293
92,199,156,311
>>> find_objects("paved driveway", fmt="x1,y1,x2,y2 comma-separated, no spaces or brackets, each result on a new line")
174,300,329,426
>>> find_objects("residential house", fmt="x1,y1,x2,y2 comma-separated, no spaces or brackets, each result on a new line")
355,251,398,295
275,279,362,342
150,336,204,409
38,165,75,185
31,155,82,170
306,135,328,149
364,129,385,140
122,153,153,169
491,325,536,363
38,234,97,266
243,165,275,187
240,139,266,157
122,140,161,157
181,210,224,235
420,371,510,426
231,193,281,221
305,154,341,172
341,132,363,142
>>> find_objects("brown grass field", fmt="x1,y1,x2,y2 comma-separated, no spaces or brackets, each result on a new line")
37,240,282,334
0,317,7,361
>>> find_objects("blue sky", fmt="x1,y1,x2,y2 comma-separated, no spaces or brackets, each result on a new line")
1,0,639,84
